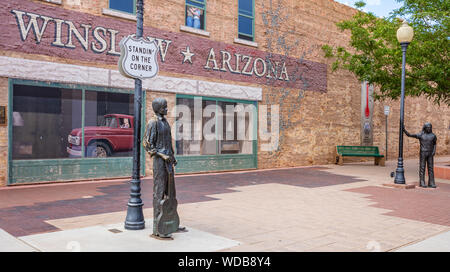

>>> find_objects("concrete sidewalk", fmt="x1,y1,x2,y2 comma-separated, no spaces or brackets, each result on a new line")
395,230,450,252
0,156,449,252
0,229,36,252
18,220,240,252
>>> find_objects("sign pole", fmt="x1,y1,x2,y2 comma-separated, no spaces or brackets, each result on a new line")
125,0,145,230
385,114,388,161
384,106,390,161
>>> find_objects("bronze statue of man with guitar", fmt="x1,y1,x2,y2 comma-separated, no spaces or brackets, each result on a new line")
143,98,186,239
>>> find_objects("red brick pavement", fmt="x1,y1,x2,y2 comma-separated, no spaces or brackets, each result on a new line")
346,183,450,227
0,167,361,237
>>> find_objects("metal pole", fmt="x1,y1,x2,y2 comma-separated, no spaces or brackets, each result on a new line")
394,42,409,184
125,0,145,230
385,115,388,161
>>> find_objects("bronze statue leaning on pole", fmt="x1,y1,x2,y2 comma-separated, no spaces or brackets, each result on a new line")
403,122,437,188
143,97,186,238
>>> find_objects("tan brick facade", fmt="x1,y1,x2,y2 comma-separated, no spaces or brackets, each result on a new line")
0,0,448,185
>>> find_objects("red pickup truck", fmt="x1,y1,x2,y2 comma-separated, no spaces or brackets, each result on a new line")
67,114,134,157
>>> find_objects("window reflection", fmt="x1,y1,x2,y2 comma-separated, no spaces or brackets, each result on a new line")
12,85,82,160
12,84,135,160
175,97,254,156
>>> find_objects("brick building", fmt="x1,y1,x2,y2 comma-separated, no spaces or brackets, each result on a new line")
0,0,448,186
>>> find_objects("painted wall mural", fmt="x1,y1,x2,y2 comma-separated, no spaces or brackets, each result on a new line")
0,0,327,92
260,0,318,155
361,82,374,146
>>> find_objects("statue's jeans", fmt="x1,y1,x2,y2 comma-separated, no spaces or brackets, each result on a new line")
419,151,435,187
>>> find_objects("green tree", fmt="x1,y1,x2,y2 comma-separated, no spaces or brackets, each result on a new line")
322,0,449,105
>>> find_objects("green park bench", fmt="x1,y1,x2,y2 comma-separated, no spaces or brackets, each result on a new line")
336,146,385,166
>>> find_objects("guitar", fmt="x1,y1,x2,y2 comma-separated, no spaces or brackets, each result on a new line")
155,157,180,237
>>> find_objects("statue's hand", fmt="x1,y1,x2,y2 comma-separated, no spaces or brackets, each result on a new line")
159,153,170,161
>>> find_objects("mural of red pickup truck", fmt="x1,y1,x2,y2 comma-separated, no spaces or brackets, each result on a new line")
67,114,133,157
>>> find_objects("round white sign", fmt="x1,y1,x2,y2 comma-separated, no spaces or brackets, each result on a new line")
118,35,159,79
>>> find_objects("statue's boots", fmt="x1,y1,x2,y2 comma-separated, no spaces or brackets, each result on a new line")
428,179,436,188
419,161,427,188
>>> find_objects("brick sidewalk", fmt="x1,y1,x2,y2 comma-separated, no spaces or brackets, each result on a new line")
0,156,449,251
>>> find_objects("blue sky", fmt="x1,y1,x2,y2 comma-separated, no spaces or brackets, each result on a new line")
335,0,403,18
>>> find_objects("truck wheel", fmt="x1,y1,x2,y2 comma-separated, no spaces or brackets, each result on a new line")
87,142,111,158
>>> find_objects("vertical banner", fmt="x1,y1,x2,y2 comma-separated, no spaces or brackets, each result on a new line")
361,82,374,146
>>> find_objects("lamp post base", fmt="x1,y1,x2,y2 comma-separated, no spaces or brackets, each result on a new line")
124,178,145,230
394,167,406,184
383,183,415,189
124,204,145,230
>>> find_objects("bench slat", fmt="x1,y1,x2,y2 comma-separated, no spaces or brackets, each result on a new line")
336,145,383,157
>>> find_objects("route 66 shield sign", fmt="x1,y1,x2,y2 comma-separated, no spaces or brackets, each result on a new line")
118,35,159,79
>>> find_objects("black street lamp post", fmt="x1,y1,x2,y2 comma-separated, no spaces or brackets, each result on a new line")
125,0,145,230
394,20,414,185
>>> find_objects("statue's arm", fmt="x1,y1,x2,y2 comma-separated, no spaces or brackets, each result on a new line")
403,126,419,138
143,120,157,156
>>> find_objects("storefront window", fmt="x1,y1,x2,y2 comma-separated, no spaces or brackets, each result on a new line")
12,84,134,160
218,101,253,154
175,96,255,156
12,85,82,160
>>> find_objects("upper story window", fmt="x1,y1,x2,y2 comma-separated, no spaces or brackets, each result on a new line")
110,0,136,14
238,0,254,41
185,0,206,30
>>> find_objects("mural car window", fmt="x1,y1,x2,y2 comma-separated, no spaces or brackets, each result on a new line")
83,90,134,158
185,0,205,30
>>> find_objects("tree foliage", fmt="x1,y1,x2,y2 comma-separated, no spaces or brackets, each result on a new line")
322,0,449,105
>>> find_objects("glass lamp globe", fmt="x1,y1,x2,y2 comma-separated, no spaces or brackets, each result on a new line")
397,20,414,43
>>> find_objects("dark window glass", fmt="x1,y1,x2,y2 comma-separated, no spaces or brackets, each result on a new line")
110,0,135,14
238,0,254,41
238,0,253,17
186,0,204,8
238,15,253,36
12,85,82,160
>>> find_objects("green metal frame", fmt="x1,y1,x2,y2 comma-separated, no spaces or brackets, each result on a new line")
174,94,258,173
237,0,255,41
109,0,137,15
7,79,146,185
185,0,207,30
